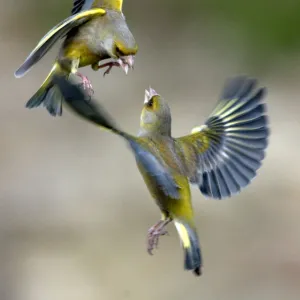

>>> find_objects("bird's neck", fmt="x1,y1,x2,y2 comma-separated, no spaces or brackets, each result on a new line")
138,128,172,139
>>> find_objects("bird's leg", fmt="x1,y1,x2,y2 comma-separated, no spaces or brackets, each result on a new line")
147,218,171,255
70,59,94,96
93,61,120,77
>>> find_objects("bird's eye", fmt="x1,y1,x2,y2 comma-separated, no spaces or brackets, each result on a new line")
147,98,154,108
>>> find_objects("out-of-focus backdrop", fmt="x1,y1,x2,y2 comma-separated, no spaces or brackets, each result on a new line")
1,1,300,299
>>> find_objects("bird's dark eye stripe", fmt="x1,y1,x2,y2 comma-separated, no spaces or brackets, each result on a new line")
115,45,124,56
147,98,154,107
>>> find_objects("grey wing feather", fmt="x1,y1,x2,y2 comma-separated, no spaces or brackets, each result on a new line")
129,140,181,200
14,22,74,78
52,75,118,130
179,76,269,200
199,77,269,199
14,13,90,78
72,0,95,15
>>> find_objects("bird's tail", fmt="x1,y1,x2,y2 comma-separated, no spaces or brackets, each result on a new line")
26,62,65,116
174,220,202,276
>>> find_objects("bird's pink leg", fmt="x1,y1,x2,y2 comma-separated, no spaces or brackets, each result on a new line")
94,61,121,77
76,72,94,95
147,218,171,255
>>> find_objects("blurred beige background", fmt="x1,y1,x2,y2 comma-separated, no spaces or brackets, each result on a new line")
1,1,300,299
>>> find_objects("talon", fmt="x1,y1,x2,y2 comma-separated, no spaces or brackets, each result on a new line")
96,55,135,76
97,61,120,77
147,219,171,255
103,64,114,77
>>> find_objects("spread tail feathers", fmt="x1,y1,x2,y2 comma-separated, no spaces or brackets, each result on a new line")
174,220,202,276
26,63,65,116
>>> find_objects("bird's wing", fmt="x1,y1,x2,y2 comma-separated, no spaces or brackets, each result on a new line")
72,0,123,14
176,77,269,199
71,0,95,14
52,75,180,199
129,140,181,200
52,75,118,132
14,8,106,78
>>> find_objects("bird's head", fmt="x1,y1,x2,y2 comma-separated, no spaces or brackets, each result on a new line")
100,9,138,74
139,87,172,136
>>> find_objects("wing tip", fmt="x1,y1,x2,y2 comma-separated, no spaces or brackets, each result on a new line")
15,60,33,78
14,68,24,78
222,75,267,101
257,87,268,101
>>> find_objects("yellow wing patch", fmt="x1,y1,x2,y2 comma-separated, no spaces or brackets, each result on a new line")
14,8,106,78
36,8,106,49
101,0,123,11
190,125,207,134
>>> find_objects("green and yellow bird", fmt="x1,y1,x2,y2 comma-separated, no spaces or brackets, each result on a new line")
14,0,138,116
52,75,269,276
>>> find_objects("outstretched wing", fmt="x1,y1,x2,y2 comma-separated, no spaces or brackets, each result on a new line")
52,75,118,132
14,8,106,78
176,76,269,199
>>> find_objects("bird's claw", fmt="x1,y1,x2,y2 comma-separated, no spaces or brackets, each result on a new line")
147,221,169,255
80,78,94,96
103,64,115,77
96,55,135,76
76,72,94,97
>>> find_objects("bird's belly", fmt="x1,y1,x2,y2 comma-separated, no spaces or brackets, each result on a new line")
137,162,193,220
62,41,101,68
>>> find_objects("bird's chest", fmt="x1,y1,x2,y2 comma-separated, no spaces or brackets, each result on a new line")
62,41,101,67
76,19,109,55
137,160,192,218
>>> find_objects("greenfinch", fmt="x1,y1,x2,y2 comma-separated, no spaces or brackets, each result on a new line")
14,0,138,116
52,75,269,276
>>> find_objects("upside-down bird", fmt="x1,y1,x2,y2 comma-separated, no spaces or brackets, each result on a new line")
52,75,269,276
14,0,138,116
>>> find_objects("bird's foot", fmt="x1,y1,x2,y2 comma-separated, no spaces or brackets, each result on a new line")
96,55,135,76
147,219,170,255
96,61,120,77
76,72,94,96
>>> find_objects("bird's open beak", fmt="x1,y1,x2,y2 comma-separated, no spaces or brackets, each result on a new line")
144,87,159,103
117,55,135,75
